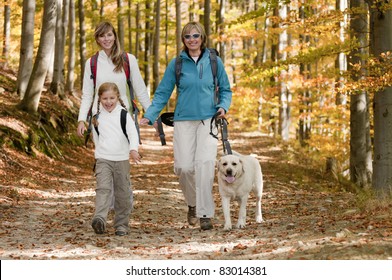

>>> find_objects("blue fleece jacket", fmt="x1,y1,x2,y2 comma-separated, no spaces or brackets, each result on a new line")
143,48,232,123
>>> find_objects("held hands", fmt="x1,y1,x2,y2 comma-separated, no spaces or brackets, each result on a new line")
139,118,150,126
140,117,160,137
130,150,142,164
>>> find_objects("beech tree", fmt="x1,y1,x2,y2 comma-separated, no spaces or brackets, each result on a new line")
1,1,10,68
50,0,69,98
349,0,372,188
204,0,211,48
278,3,290,141
65,0,76,93
17,0,35,100
370,0,392,197
78,0,86,88
117,0,125,48
18,0,57,114
144,1,152,88
175,0,181,55
153,0,161,93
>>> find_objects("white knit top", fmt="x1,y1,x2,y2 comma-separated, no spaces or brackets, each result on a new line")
92,104,138,161
78,50,151,122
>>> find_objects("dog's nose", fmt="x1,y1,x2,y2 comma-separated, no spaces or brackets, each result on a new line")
226,169,232,175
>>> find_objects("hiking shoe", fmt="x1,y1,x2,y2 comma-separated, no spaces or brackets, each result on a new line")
92,217,105,234
187,206,198,226
200,218,213,230
115,230,128,236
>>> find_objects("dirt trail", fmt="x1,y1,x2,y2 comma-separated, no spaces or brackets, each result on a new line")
0,126,391,260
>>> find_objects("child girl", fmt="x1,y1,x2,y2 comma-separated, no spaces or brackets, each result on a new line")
91,82,141,236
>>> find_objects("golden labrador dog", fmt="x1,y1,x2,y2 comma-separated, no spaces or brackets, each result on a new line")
217,152,263,230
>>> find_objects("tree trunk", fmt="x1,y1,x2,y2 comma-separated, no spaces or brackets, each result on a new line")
153,0,161,93
370,0,392,197
298,2,312,145
175,0,181,55
278,3,290,141
100,0,104,19
66,0,76,93
17,0,36,100
144,1,151,90
18,0,57,114
189,0,195,22
335,0,348,106
217,0,226,63
50,0,68,98
78,0,87,89
117,0,125,49
269,6,278,138
135,2,140,58
349,0,372,189
203,0,211,47
127,0,132,53
2,2,10,68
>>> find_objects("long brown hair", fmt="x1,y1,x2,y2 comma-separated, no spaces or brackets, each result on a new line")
94,22,123,72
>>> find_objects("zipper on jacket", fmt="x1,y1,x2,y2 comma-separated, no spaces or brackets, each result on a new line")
199,63,203,79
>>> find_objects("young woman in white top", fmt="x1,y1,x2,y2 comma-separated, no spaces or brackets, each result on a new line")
90,82,140,236
77,21,151,137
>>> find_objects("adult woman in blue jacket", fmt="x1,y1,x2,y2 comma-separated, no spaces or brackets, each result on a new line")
140,22,232,230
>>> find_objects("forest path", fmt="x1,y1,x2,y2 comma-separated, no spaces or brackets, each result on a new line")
1,126,391,260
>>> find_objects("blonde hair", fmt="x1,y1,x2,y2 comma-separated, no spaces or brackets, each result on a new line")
94,21,124,72
92,82,127,127
181,22,207,51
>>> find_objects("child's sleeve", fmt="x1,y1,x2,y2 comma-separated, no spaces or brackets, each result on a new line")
126,112,139,152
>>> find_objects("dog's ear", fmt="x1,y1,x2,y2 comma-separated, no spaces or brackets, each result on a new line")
240,159,245,173
216,158,221,171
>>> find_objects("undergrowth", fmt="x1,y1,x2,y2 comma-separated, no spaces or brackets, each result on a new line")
0,69,83,159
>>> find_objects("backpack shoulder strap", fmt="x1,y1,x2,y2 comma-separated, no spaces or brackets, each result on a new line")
208,48,218,79
121,109,129,143
121,52,137,112
121,52,141,144
90,51,99,89
208,48,219,105
175,56,182,88
122,52,131,81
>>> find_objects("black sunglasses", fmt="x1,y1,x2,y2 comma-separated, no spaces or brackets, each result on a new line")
184,33,201,40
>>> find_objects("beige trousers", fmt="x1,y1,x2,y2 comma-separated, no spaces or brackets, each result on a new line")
173,119,218,218
94,159,132,232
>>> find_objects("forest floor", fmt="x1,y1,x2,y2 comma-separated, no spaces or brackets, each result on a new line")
1,122,392,261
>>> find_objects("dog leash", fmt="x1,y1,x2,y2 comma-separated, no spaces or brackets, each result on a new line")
210,112,232,155
156,117,166,146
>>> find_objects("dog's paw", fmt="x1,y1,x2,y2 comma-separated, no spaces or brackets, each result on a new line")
236,221,246,229
223,224,232,231
256,215,263,223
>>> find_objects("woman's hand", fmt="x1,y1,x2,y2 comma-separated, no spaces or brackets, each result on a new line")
130,150,142,164
217,107,226,118
139,118,150,126
140,117,159,137
77,121,86,137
